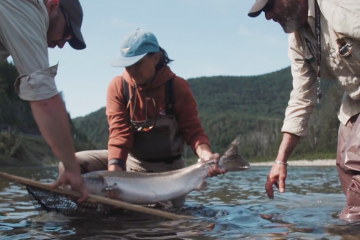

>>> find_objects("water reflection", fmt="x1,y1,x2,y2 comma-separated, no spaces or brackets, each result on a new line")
0,166,357,239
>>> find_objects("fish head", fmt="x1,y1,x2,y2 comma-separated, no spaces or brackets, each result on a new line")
82,171,108,195
218,137,251,172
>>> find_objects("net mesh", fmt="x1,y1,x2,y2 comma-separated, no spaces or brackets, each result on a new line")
25,185,161,221
25,186,220,221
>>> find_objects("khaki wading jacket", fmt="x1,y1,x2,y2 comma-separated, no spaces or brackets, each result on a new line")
282,0,360,137
0,0,59,101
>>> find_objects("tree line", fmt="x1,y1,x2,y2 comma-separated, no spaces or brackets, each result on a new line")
0,61,94,165
73,67,343,162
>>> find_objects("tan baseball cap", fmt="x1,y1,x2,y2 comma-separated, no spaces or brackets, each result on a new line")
248,0,269,18
60,0,86,50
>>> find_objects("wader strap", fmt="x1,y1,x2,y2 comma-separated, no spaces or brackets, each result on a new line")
122,77,130,105
122,77,174,115
165,78,174,115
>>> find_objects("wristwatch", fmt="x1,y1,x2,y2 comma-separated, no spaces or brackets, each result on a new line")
108,158,126,170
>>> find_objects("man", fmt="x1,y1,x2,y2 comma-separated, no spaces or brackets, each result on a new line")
0,0,87,201
248,0,360,221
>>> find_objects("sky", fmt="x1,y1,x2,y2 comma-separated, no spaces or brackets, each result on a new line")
39,0,290,118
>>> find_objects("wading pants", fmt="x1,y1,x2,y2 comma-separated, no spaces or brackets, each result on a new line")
337,114,360,221
58,150,186,207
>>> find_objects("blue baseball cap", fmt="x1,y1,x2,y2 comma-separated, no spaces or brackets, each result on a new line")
111,29,160,67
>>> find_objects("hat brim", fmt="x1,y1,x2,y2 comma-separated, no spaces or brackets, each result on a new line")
68,19,86,50
248,0,268,18
111,53,147,68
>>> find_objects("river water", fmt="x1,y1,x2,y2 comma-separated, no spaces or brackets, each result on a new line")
0,166,358,240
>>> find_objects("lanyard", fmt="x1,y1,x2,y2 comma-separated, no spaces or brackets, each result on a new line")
305,0,322,104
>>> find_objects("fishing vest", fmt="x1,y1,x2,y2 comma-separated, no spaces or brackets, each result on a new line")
122,78,185,164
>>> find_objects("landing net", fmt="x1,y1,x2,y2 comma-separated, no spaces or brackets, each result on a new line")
26,185,158,221
25,186,217,221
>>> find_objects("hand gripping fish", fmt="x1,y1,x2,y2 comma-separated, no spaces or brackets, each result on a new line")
82,137,250,205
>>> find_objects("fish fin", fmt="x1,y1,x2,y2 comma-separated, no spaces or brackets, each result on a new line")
218,136,251,172
101,183,121,194
195,181,207,191
221,136,241,159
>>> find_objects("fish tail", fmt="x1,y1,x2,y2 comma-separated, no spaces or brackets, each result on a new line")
218,137,250,172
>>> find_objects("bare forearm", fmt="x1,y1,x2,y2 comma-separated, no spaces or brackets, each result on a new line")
276,132,300,163
196,144,212,160
30,94,79,172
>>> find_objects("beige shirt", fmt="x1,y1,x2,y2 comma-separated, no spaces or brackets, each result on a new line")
282,0,360,137
0,0,59,101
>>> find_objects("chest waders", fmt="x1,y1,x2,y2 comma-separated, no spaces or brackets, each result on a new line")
122,78,184,164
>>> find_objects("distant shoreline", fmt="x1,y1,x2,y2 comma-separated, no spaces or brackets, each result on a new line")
250,159,336,167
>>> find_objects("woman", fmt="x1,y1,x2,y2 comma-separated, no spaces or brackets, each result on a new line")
62,29,223,207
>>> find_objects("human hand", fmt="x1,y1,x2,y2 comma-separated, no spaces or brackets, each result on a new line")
50,168,88,203
201,153,226,177
265,161,288,199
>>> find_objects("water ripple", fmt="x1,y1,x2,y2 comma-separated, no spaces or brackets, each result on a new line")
0,166,358,239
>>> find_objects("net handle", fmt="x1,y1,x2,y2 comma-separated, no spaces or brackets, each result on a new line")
0,171,194,220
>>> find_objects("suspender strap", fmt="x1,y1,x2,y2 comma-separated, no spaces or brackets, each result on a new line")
165,78,174,115
304,0,322,103
122,77,130,105
123,77,174,115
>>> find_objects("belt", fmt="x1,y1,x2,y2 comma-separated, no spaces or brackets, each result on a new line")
140,154,182,164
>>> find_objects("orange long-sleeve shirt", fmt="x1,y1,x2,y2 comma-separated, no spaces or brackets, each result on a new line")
106,66,210,161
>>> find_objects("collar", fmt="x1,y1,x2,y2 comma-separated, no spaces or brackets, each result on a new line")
298,0,316,38
122,66,175,90
308,0,316,19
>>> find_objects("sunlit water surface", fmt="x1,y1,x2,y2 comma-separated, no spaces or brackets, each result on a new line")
0,166,358,240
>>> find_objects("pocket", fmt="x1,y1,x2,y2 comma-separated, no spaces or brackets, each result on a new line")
340,54,360,76
337,38,360,75
347,180,360,207
131,126,172,160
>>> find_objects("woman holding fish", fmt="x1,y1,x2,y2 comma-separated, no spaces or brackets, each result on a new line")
59,29,223,207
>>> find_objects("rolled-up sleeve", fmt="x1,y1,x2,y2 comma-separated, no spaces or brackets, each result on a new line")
281,33,317,137
14,64,59,101
106,76,132,162
0,0,58,101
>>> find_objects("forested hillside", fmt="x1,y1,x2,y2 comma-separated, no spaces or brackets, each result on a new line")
0,61,95,166
73,67,343,161
73,107,107,150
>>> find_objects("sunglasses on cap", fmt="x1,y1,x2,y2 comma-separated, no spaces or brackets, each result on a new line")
60,6,73,41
